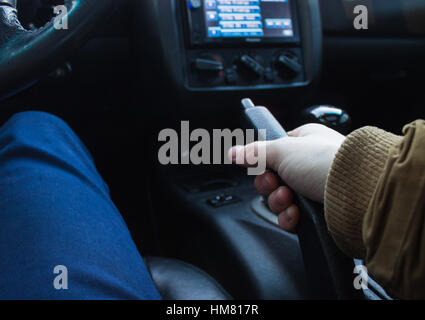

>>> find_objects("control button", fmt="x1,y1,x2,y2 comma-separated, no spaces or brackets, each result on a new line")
283,29,294,37
224,195,234,201
208,27,221,38
206,11,218,21
275,50,302,80
265,19,292,29
188,0,201,10
225,69,238,84
205,0,216,9
207,193,240,208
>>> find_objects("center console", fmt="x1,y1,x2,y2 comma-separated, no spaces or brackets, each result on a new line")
132,0,332,300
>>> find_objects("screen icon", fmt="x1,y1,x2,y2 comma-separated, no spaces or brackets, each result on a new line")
205,0,216,9
283,29,294,37
208,27,221,37
206,11,218,21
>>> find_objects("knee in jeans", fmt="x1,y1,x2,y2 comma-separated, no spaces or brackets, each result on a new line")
1,111,75,146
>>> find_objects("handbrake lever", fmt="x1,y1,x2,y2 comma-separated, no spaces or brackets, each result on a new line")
241,98,362,299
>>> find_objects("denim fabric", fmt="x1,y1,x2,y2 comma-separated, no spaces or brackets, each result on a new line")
0,112,161,300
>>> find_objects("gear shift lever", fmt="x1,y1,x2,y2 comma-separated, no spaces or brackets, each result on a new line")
241,98,362,299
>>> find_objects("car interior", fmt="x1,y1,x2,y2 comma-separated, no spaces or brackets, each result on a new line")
1,0,425,300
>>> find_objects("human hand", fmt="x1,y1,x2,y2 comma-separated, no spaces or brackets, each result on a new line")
229,124,345,232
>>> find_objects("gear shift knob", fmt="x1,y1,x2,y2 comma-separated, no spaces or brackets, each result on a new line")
303,105,352,135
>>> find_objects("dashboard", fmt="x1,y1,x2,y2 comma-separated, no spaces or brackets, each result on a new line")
132,0,425,94
13,0,422,116
181,0,321,90
133,0,322,93
15,0,425,96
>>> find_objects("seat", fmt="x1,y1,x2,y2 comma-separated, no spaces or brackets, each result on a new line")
144,256,232,300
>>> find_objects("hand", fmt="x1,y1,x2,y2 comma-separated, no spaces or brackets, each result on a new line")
229,123,345,233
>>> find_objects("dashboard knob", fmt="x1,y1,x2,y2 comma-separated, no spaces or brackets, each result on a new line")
193,53,224,83
275,50,302,80
194,57,224,72
237,54,265,81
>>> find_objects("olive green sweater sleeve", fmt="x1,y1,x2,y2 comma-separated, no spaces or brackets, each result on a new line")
324,120,425,299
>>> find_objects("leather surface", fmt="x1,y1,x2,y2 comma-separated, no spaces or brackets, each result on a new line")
145,257,232,300
0,0,115,98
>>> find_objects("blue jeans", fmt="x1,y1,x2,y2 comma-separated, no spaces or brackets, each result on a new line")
0,112,161,299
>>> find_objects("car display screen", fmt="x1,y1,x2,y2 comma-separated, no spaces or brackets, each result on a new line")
203,0,294,39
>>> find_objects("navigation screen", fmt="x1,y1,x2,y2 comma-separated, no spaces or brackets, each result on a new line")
203,0,294,38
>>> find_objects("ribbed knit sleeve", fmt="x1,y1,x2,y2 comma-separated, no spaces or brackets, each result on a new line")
324,126,403,258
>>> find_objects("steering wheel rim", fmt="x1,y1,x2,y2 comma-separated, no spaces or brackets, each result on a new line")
0,0,115,98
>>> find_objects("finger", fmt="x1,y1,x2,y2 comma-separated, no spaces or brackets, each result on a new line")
229,142,266,168
277,204,300,233
268,186,293,214
254,171,280,197
228,145,242,163
229,140,286,173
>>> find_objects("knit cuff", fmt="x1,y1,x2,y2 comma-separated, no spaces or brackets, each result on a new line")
324,126,403,258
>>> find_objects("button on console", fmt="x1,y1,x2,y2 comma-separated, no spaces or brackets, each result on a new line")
207,193,240,207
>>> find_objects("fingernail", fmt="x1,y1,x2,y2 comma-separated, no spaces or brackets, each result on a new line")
262,175,271,190
282,209,292,222
276,187,286,206
264,171,272,185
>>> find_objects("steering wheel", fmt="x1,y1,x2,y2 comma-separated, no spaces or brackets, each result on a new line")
0,0,114,98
